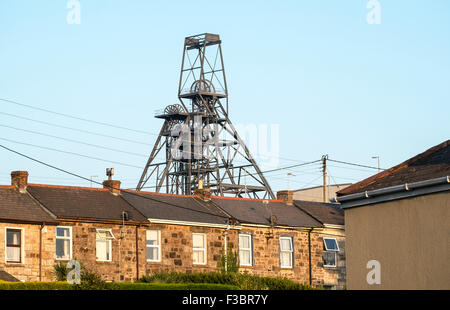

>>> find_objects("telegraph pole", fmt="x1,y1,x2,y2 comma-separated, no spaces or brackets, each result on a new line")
322,155,328,203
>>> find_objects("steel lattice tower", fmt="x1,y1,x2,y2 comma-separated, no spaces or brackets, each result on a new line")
136,33,274,199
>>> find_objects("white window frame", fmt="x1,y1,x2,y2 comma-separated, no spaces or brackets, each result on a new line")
96,228,114,262
56,226,73,260
323,238,339,268
192,233,207,265
5,227,24,264
279,236,294,269
323,237,339,251
146,230,161,262
238,233,253,266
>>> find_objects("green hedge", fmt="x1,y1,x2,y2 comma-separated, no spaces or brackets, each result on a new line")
139,272,318,290
0,281,72,290
0,281,237,290
109,283,238,290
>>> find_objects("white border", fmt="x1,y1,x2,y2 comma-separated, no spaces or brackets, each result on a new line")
323,237,339,251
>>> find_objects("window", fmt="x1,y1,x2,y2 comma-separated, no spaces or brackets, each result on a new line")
56,226,72,260
96,229,114,261
279,236,293,268
6,228,22,263
192,233,206,265
238,234,253,266
323,238,339,267
146,230,161,262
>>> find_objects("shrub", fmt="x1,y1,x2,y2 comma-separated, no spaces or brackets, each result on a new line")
217,246,239,273
53,262,68,281
53,260,107,289
138,271,318,290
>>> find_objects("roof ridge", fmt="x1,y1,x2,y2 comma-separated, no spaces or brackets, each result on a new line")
122,189,196,198
28,183,109,191
337,139,450,196
123,189,284,202
211,195,283,202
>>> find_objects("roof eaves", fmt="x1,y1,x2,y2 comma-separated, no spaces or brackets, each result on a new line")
338,176,450,209
338,139,450,196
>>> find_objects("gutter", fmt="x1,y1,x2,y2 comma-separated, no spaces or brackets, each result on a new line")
147,218,242,229
334,176,450,208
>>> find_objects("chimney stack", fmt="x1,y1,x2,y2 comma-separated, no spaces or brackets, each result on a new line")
194,188,211,202
11,171,29,193
103,180,121,195
103,168,120,195
277,190,293,205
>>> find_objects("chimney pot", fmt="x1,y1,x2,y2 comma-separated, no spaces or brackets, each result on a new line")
277,190,293,205
11,171,29,193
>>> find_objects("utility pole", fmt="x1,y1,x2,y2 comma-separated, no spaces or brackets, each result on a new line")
322,155,328,203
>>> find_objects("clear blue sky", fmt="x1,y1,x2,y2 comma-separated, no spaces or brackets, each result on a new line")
0,1,449,192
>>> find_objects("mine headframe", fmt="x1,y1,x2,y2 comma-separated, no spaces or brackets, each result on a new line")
136,33,274,199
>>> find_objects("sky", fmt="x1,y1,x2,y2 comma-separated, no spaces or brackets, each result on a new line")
0,0,449,193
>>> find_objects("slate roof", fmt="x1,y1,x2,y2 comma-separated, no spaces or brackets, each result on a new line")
211,197,323,228
293,200,344,226
0,182,333,229
121,191,230,225
0,269,20,282
0,186,56,223
337,140,450,196
26,185,147,222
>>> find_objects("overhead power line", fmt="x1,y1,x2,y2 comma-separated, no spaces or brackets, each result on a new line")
0,143,230,220
328,158,386,171
261,159,322,174
136,159,323,190
0,111,154,146
0,137,143,169
0,98,156,136
0,124,148,158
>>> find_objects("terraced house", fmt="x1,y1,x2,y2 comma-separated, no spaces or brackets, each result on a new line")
0,171,345,289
